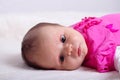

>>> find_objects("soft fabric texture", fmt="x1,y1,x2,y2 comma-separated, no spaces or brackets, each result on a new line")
72,13,120,73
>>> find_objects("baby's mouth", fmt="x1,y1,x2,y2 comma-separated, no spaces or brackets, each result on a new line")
77,47,81,56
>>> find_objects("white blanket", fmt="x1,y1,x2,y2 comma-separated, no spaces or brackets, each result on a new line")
0,12,120,80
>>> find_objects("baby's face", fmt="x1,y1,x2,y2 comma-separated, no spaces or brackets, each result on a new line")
34,25,88,70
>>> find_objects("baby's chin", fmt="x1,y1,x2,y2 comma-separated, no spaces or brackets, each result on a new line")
59,64,81,71
62,66,80,71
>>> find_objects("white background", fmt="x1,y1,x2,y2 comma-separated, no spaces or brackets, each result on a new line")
0,0,120,13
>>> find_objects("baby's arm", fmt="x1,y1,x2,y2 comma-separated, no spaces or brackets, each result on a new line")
114,46,120,74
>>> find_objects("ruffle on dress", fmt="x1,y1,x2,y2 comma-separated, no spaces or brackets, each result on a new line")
72,17,102,33
96,40,116,72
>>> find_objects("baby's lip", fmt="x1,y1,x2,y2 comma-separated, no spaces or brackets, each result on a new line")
77,47,81,56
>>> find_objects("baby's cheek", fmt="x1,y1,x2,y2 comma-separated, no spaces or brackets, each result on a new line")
64,58,80,70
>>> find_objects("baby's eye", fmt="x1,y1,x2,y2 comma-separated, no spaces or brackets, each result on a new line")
61,35,66,43
60,55,64,63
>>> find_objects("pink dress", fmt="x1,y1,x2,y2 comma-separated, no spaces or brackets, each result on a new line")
71,13,120,73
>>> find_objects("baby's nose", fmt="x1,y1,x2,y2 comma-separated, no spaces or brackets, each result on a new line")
64,44,72,56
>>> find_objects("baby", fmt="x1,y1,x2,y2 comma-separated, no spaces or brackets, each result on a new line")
21,13,120,73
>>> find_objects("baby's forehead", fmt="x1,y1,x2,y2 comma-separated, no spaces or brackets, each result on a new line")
28,25,65,47
36,26,63,47
37,25,64,35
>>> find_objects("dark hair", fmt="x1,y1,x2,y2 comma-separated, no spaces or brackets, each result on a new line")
21,22,62,69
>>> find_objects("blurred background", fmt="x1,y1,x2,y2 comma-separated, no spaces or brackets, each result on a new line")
0,0,120,13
